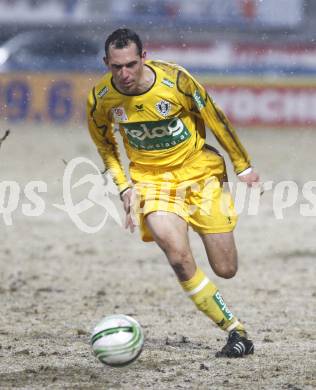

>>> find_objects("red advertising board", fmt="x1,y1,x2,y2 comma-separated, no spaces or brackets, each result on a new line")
0,73,315,128
206,84,316,127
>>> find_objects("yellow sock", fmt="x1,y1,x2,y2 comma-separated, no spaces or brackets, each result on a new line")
180,267,245,333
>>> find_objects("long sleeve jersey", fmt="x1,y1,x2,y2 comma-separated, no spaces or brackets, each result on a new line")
87,60,251,193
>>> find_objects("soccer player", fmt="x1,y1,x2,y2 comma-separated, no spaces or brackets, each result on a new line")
87,28,259,358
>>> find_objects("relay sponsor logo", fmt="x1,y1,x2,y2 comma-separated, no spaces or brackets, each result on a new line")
213,291,234,321
122,118,191,150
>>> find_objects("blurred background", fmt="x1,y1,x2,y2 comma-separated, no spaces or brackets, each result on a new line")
1,4,316,389
0,0,316,127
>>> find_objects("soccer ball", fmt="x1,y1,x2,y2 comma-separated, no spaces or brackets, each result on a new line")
91,314,144,366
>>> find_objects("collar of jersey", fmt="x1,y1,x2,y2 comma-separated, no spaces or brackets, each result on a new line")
110,64,157,97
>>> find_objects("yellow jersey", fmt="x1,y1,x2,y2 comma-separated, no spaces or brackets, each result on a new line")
87,60,251,193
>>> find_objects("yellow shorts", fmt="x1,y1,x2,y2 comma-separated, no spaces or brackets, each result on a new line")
129,146,238,242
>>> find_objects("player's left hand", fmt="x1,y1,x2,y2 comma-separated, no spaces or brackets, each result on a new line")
238,171,260,187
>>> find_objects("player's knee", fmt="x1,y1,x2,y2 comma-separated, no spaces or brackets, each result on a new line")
213,262,238,279
221,265,237,279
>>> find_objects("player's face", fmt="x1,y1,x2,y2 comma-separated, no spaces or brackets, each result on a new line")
105,42,146,94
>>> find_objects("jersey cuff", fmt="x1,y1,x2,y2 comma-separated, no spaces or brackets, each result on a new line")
237,167,252,177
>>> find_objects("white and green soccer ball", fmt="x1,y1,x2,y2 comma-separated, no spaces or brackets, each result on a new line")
91,314,144,366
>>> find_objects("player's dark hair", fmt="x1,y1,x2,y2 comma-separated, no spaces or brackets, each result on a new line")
105,28,143,58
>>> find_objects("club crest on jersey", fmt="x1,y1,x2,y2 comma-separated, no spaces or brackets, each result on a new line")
155,100,171,117
112,107,128,122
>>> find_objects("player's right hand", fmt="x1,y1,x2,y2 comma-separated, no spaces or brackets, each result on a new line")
121,188,136,233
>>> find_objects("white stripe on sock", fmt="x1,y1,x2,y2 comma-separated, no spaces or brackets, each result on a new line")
234,342,246,355
186,277,209,297
240,342,246,353
234,344,242,354
226,321,240,332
